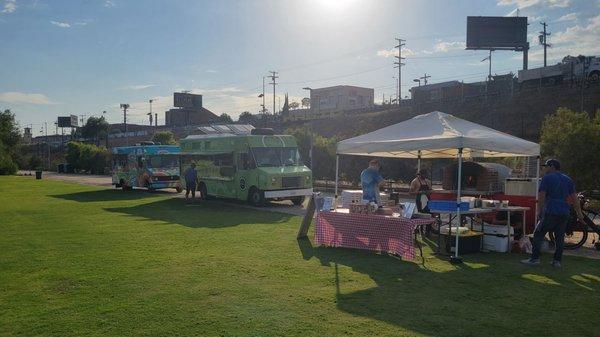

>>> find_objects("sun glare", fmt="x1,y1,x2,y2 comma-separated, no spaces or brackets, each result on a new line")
317,0,356,11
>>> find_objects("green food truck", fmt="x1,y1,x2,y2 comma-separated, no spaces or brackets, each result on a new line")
180,130,312,205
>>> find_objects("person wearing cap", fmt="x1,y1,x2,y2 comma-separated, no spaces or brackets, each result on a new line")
410,170,432,213
522,159,584,267
361,159,385,204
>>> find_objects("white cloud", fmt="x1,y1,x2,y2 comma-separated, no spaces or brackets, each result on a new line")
50,20,88,28
498,0,570,9
51,21,71,28
104,0,115,7
434,41,466,52
497,0,540,8
548,0,570,8
376,47,415,58
1,0,16,13
119,84,156,90
0,92,57,105
556,12,577,22
205,69,218,73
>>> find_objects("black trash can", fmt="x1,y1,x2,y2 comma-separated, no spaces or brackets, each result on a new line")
35,171,42,180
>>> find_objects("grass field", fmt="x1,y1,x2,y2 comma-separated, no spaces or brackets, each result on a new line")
1,176,599,337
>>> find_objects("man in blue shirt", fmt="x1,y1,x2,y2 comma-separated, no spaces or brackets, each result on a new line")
361,159,384,203
184,163,198,201
522,159,583,267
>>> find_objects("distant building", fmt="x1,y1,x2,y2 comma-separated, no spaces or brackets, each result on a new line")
310,85,374,116
410,74,516,103
410,81,463,102
164,92,218,127
284,108,312,122
23,127,32,144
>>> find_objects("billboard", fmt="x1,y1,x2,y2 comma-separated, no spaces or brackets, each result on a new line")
57,115,78,128
466,16,528,50
174,92,202,109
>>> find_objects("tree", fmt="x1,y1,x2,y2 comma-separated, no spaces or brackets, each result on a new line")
301,97,310,109
289,101,300,110
238,111,258,125
0,109,21,174
80,116,109,146
152,131,176,145
65,141,110,174
216,113,233,124
540,108,600,190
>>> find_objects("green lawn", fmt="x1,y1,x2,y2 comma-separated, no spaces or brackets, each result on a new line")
1,176,599,337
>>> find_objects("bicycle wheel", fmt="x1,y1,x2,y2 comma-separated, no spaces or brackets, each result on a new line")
549,228,588,250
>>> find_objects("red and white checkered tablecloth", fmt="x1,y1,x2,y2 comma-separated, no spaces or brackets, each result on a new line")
315,211,435,260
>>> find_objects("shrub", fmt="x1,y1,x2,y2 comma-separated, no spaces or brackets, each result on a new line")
65,141,111,174
0,145,18,175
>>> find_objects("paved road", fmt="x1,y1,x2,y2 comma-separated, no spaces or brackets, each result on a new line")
35,171,600,259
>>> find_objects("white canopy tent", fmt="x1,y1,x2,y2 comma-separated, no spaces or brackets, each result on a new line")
334,111,541,262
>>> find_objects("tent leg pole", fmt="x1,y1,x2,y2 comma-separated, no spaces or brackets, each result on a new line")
452,148,463,263
335,155,339,197
533,156,540,235
417,150,422,172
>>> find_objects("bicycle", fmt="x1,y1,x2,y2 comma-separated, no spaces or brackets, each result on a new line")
548,191,600,250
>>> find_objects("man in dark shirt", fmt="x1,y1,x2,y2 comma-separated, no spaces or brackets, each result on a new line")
184,163,198,200
522,159,583,267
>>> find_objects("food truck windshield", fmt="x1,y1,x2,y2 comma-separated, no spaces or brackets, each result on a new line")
251,147,302,167
145,155,179,169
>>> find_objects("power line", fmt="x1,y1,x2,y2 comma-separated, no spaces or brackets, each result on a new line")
279,65,389,85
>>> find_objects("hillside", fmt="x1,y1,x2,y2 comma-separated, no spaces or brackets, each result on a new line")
282,82,600,142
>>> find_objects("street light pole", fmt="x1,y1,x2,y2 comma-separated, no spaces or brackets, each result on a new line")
120,103,130,145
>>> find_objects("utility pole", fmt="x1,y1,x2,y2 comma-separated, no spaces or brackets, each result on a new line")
262,76,266,114
482,50,493,80
268,71,278,116
539,22,551,67
420,73,431,85
44,122,49,169
394,38,405,105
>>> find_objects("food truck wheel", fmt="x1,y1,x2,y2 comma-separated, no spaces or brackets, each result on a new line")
291,196,305,206
248,187,265,206
120,179,132,191
175,186,183,193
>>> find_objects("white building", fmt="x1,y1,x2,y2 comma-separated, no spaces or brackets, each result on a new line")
310,85,374,116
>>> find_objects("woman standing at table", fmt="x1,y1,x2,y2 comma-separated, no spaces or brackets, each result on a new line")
410,170,432,213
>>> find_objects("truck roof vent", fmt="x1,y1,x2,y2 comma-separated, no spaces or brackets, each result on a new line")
251,128,275,135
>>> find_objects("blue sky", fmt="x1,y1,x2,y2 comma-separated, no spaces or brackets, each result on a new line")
1,0,599,132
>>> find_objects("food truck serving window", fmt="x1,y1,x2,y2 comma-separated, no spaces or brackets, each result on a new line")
146,155,178,168
251,147,301,167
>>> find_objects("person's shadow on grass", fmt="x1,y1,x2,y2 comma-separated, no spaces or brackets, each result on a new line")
297,237,600,337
